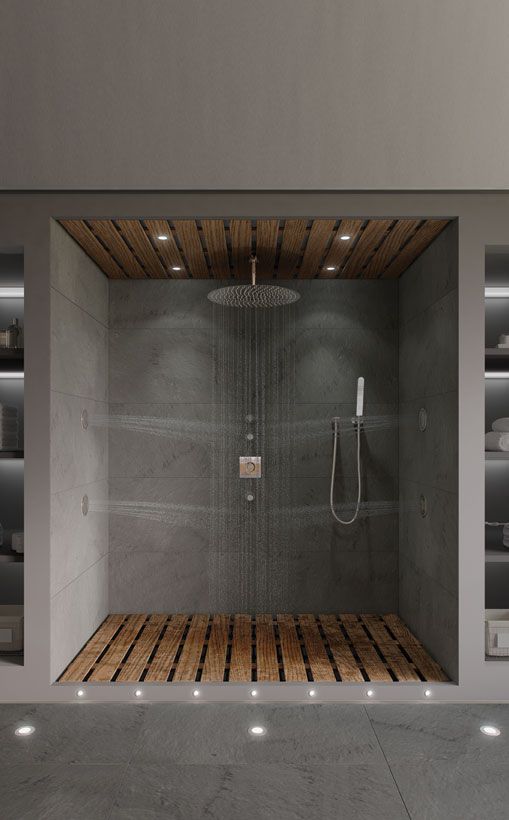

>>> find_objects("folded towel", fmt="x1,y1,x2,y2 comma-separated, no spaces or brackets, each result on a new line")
0,420,19,432
486,431,509,451
0,405,17,418
0,434,19,449
493,418,509,432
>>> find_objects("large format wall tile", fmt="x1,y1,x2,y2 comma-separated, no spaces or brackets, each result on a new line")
399,391,457,493
109,280,213,329
50,288,108,400
51,221,109,326
293,280,398,332
51,480,108,597
108,402,213,478
50,555,108,680
109,328,213,404
50,393,108,493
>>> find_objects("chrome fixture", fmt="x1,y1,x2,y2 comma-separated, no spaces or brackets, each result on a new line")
240,456,262,478
207,256,300,308
330,377,364,525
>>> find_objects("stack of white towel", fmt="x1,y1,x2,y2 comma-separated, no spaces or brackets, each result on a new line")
486,418,509,451
0,404,19,451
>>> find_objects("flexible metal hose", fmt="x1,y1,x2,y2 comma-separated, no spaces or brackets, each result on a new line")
330,418,361,525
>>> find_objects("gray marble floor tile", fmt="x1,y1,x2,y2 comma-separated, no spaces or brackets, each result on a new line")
110,762,408,820
0,704,146,766
109,279,214,329
0,764,124,820
131,704,383,765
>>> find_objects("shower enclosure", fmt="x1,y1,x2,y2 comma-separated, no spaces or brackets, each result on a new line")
49,216,458,688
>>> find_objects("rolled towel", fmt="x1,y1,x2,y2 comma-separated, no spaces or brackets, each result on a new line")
493,418,509,432
486,431,509,451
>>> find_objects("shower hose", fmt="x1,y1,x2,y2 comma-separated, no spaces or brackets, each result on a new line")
330,418,362,525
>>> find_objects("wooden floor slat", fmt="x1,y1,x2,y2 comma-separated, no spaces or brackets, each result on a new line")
58,613,448,685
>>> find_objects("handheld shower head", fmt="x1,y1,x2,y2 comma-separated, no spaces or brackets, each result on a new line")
356,377,365,418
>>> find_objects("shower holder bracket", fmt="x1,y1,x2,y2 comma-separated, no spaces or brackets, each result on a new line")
239,456,262,478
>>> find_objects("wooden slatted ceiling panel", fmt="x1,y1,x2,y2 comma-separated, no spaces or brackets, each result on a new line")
58,218,451,281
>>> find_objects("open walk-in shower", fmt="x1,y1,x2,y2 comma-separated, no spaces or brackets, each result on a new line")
49,216,458,688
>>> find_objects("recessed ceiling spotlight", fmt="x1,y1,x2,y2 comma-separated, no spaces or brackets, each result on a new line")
157,234,168,241
250,689,258,698
249,725,266,736
366,689,375,698
340,235,351,241
76,689,85,698
134,689,143,698
192,689,201,698
15,725,35,737
325,266,336,271
308,689,317,698
424,689,432,698
172,266,181,271
480,725,501,737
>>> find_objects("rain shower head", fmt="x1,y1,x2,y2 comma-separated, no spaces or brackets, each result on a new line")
207,256,300,308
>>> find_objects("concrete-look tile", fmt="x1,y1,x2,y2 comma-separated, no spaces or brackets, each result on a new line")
399,392,458,493
132,704,383,765
293,403,398,479
109,327,214,403
0,764,123,820
290,508,398,556
109,279,214,328
399,482,458,598
50,220,109,325
108,402,213,478
50,288,108,400
50,555,108,681
111,763,408,820
0,704,146,766
398,289,458,402
293,279,398,332
296,326,397,405
50,392,108,493
398,557,458,681
51,480,108,597
398,220,458,325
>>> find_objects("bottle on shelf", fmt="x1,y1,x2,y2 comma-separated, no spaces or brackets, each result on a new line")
6,318,20,349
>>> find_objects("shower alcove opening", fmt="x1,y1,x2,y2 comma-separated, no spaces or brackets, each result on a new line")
50,216,458,688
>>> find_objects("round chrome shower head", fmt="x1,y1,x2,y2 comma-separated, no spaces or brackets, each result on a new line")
207,255,300,308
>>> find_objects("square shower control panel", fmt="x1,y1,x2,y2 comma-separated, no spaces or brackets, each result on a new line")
239,456,262,478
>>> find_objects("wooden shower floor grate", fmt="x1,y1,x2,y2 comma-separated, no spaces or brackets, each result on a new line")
58,613,448,684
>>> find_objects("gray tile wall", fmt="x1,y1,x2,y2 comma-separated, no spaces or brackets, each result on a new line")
398,221,459,679
108,279,399,613
49,222,109,679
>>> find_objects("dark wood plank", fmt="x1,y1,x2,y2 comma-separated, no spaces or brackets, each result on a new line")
88,220,146,279
144,219,187,278
255,219,279,279
229,614,252,681
299,219,336,278
318,614,364,682
362,220,420,279
116,614,167,682
340,220,393,278
172,220,209,278
298,614,336,681
382,614,448,681
277,614,307,681
58,614,126,682
277,219,308,278
229,219,252,279
201,614,230,682
60,220,125,279
144,614,189,682
172,614,209,681
115,220,168,278
320,219,364,278
360,615,420,682
201,220,230,278
382,220,450,278
88,614,147,682
255,614,279,681
340,614,392,682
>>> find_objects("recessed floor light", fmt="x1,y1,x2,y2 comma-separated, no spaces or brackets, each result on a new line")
250,689,258,697
193,689,201,698
308,689,317,698
134,689,143,698
480,725,501,737
157,234,168,240
15,725,35,736
340,234,351,241
249,725,266,736
424,689,432,698
76,689,85,698
366,689,375,698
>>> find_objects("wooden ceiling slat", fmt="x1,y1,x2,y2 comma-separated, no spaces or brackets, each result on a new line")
230,219,252,278
320,219,364,278
201,220,230,279
59,220,125,279
340,219,394,278
87,220,146,279
114,220,168,279
362,219,421,279
255,219,279,279
172,220,209,279
144,219,187,278
277,219,308,279
299,219,336,278
382,220,450,278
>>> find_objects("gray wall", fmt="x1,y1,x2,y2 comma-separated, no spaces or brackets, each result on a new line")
398,222,459,679
108,279,398,613
49,223,109,679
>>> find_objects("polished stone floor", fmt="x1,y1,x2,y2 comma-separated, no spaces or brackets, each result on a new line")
1,703,508,819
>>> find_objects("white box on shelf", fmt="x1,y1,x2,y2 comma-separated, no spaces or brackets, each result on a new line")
0,605,23,652
486,610,509,656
